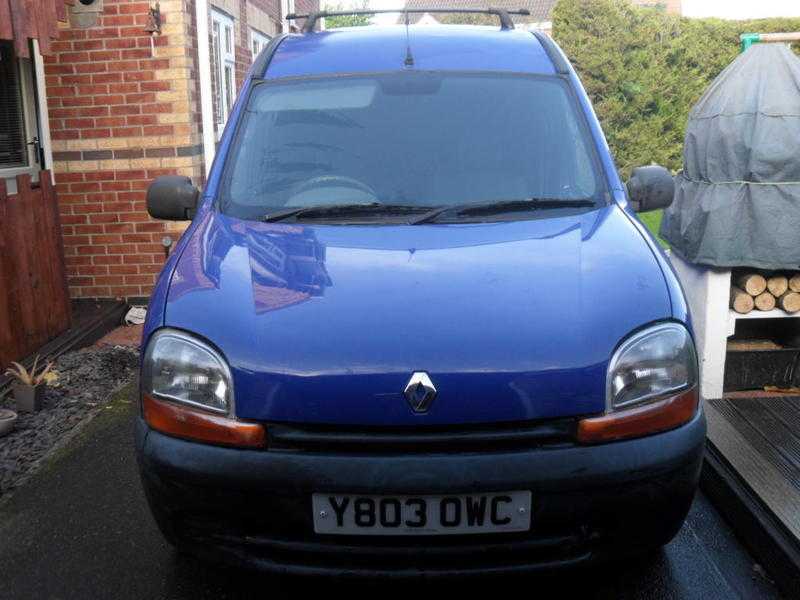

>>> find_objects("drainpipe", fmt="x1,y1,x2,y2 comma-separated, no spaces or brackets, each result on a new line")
195,0,216,176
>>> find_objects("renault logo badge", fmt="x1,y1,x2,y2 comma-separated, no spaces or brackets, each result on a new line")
404,372,437,413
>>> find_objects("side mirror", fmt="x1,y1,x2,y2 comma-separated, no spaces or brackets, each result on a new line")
626,165,674,212
146,175,199,220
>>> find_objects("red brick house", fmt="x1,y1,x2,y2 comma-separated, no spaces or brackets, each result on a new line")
1,0,318,303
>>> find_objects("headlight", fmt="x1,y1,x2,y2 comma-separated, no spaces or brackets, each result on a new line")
577,322,699,444
141,329,265,448
142,329,232,414
607,322,697,410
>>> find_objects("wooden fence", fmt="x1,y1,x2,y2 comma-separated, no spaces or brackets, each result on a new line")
0,0,71,57
0,172,71,368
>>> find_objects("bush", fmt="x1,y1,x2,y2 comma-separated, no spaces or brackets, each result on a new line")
438,13,505,26
552,0,800,176
324,1,371,28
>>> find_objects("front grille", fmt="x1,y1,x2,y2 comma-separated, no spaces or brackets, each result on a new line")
266,418,578,453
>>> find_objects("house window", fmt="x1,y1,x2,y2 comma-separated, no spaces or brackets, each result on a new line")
1,42,28,169
211,9,236,137
0,41,40,180
250,29,271,61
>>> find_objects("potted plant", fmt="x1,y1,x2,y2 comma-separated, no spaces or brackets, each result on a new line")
5,356,53,413
0,408,16,437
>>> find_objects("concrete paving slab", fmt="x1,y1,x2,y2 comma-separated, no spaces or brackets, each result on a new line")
94,324,143,349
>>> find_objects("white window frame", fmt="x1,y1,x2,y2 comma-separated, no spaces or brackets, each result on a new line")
0,45,41,187
250,28,271,61
210,8,236,139
281,0,296,32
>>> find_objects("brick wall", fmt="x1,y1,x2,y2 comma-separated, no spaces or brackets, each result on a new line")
293,0,317,21
46,0,203,299
236,0,249,89
44,0,318,300
249,0,281,30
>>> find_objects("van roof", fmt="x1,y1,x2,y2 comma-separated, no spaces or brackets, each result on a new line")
262,26,558,79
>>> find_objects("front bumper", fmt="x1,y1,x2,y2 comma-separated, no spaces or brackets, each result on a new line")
135,410,706,577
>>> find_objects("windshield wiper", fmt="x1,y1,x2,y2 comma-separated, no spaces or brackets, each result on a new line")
262,203,433,223
408,198,597,224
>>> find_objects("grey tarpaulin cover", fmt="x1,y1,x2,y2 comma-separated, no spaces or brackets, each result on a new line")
660,43,800,269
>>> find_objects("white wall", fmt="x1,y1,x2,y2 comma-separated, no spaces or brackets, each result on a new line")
683,0,800,20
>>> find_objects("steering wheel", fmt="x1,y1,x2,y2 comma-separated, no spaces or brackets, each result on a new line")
284,175,379,207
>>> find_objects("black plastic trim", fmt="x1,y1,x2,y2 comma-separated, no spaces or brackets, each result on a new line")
531,30,570,74
251,33,290,79
267,418,577,453
137,412,704,575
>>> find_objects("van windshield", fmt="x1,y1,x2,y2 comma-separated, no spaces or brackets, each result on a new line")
219,71,606,221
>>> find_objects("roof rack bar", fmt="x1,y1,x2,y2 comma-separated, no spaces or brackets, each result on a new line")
286,8,532,34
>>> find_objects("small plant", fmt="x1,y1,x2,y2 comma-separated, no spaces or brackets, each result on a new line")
5,356,54,386
6,356,52,412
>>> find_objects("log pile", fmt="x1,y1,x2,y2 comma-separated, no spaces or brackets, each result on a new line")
730,270,800,314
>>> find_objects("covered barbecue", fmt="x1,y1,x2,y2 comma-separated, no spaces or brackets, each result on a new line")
661,43,800,270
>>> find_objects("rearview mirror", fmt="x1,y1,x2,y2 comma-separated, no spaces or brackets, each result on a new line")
146,176,199,221
626,165,674,212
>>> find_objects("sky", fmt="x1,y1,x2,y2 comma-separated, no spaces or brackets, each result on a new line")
681,0,799,19
366,0,403,26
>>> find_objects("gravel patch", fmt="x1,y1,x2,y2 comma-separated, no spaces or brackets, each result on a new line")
0,345,139,499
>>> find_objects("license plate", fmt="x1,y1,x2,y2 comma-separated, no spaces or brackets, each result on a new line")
312,491,531,535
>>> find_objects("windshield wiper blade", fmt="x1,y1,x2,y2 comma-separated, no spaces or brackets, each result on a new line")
407,205,453,225
457,198,596,216
262,203,432,223
409,198,596,224
262,206,319,222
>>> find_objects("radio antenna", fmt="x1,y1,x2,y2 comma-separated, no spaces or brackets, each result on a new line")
404,10,415,67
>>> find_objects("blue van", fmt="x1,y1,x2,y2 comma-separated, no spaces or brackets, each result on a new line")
136,11,705,577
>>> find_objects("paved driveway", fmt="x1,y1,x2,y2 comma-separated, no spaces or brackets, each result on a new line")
0,385,782,600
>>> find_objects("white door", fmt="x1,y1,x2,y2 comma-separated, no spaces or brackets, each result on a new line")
210,9,236,140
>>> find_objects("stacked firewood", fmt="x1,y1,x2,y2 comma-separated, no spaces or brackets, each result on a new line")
730,272,800,314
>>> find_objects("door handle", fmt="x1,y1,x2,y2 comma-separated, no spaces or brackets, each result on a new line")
26,136,43,166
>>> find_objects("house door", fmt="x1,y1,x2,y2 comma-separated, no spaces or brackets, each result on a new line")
0,41,44,194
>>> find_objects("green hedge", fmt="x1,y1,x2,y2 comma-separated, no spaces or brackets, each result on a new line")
323,1,371,28
552,0,800,177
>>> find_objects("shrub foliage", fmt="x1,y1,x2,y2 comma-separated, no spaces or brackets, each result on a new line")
552,0,800,176
324,1,371,28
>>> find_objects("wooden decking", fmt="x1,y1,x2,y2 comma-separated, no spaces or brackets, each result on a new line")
706,396,800,541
